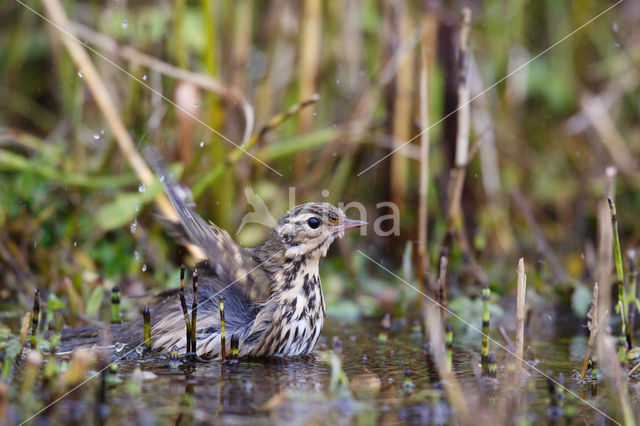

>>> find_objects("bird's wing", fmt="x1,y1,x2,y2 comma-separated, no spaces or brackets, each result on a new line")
145,149,272,303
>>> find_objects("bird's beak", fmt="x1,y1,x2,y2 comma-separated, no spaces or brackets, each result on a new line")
341,218,367,231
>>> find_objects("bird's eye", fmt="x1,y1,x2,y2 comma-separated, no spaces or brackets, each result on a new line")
307,217,320,229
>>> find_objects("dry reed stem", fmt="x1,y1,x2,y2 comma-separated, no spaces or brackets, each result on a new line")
594,167,634,424
454,8,471,169
41,0,206,258
446,8,472,257
468,55,515,251
596,167,616,350
69,22,255,144
390,1,415,209
515,258,526,371
579,282,598,381
417,8,438,301
295,0,322,177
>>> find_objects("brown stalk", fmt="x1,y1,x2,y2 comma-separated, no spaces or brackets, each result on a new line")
69,22,255,144
390,0,416,210
41,0,204,259
294,0,322,177
445,8,472,258
594,167,634,424
416,6,438,302
579,282,598,381
515,258,527,371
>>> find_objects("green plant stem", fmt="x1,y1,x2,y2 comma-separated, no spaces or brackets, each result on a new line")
608,199,630,348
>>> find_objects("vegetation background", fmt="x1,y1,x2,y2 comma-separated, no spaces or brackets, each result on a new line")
0,0,639,330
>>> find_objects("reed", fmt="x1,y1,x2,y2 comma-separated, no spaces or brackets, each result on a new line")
378,313,390,344
481,284,490,375
515,258,526,370
295,0,321,178
169,345,180,370
143,304,151,351
608,198,630,348
446,8,472,257
445,324,453,373
30,290,40,349
110,286,120,324
190,270,198,360
627,250,637,340
220,298,226,361
179,265,191,354
390,0,415,210
228,334,239,365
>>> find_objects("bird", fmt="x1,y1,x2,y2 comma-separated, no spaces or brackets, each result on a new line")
60,154,365,360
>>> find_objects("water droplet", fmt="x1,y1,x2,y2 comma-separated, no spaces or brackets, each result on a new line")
216,201,220,205
100,129,105,135
93,133,100,140
130,220,137,234
142,74,147,81
114,342,125,352
321,189,330,198
312,112,317,116
336,79,340,85
135,346,143,355
142,264,147,272
33,241,37,248
200,141,204,147
193,103,198,108
612,22,618,33
135,203,140,212
122,19,128,29
73,241,77,247
77,71,84,78
138,183,145,193
134,251,139,260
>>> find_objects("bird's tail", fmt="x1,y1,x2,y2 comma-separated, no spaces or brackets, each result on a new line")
57,322,140,354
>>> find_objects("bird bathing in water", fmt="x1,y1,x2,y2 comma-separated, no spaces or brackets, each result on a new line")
60,154,366,359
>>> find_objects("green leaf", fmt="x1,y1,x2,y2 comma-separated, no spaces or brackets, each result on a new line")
47,293,66,311
86,286,104,317
94,181,161,231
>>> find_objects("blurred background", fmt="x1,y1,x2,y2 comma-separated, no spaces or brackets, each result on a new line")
0,0,639,327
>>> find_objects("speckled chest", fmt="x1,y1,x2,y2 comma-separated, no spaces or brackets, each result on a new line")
259,264,327,357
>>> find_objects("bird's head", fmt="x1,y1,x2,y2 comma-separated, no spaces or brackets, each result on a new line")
268,202,366,261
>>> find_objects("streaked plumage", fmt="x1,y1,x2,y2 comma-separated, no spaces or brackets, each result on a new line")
60,154,365,359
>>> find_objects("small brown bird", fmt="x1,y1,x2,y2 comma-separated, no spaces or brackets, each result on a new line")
61,155,365,359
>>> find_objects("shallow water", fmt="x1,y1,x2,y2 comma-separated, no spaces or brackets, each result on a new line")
33,317,618,425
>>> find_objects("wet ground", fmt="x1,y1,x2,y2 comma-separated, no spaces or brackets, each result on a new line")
30,316,617,425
